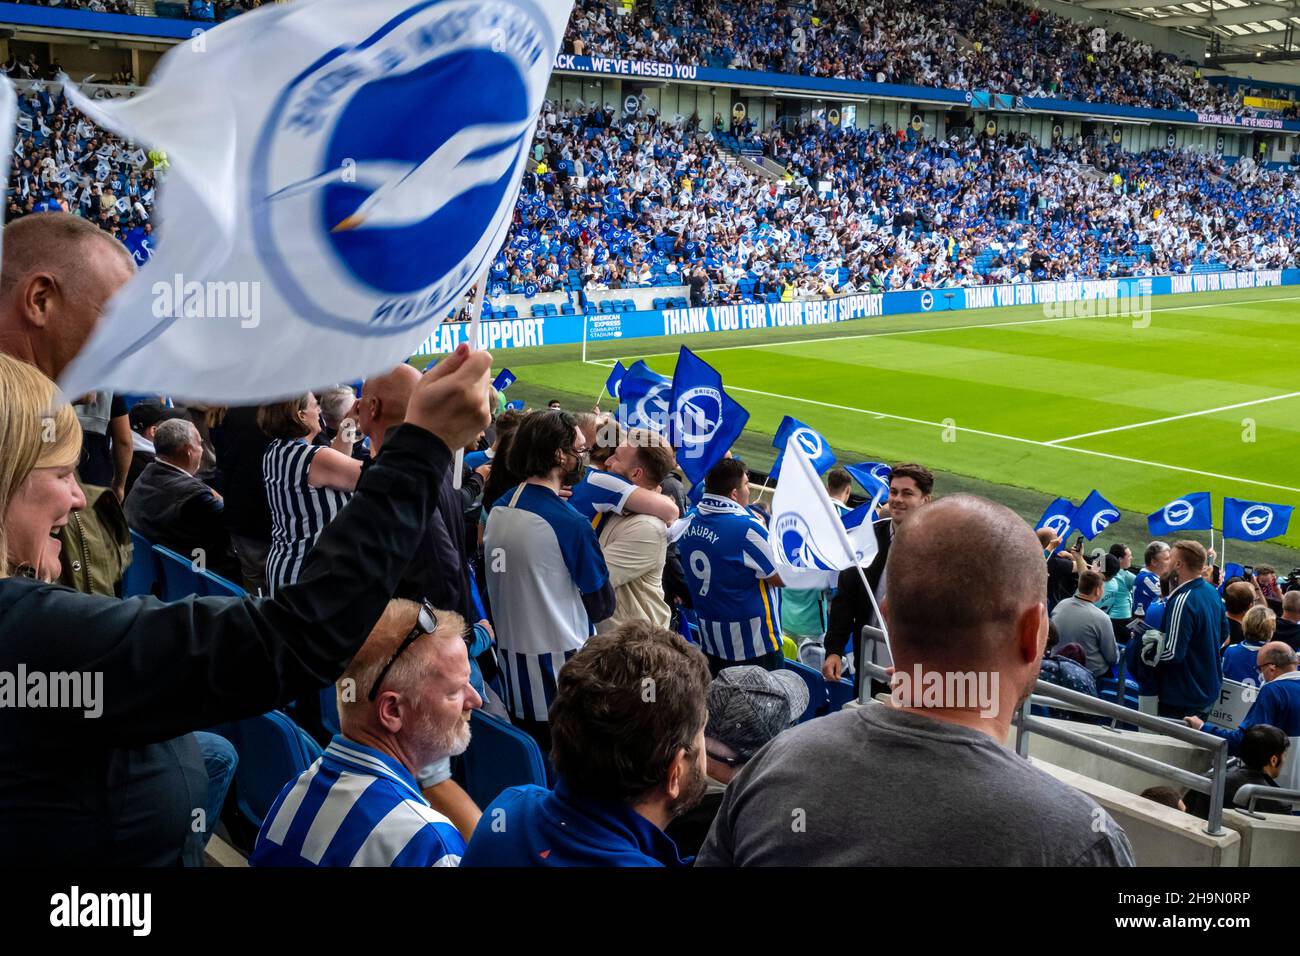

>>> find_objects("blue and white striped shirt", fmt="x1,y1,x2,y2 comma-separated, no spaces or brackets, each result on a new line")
250,736,465,868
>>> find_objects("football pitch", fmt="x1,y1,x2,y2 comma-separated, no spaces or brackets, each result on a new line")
489,284,1300,561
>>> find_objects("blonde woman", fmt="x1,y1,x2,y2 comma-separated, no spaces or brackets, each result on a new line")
0,356,85,580
1222,604,1276,684
0,345,494,865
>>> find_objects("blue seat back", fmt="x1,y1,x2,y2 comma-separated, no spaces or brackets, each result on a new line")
461,711,547,809
124,529,161,598
781,659,827,723
154,544,199,600
826,678,856,714
228,711,323,830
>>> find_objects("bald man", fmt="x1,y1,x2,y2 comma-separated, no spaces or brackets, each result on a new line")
698,494,1135,866
1187,641,1300,793
0,212,135,379
354,365,490,674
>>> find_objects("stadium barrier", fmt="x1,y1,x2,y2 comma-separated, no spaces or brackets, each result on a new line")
411,268,1300,357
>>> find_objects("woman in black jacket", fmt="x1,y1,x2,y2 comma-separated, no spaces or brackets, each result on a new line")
0,346,493,865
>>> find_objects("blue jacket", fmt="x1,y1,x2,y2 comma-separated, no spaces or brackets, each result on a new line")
1156,577,1227,713
1204,672,1300,793
1221,640,1265,685
462,778,689,867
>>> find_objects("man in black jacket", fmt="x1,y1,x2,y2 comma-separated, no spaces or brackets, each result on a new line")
823,463,934,693
125,418,241,582
0,344,494,866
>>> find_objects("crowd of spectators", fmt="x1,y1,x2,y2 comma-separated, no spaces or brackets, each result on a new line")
497,101,1299,303
0,209,1297,869
563,0,1276,117
6,78,156,250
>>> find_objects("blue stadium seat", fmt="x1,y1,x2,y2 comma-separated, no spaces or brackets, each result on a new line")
560,304,576,315
826,679,856,714
652,298,667,310
530,304,547,317
503,306,518,318
123,529,161,598
154,545,199,601
225,711,323,830
460,711,548,808
780,659,827,723
198,568,248,598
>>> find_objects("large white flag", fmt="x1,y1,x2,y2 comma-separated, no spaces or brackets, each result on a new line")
770,435,880,590
59,0,573,402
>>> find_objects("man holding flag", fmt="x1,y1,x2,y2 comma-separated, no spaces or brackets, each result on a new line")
823,463,934,688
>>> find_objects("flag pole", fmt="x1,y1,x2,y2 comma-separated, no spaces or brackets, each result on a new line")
453,270,490,491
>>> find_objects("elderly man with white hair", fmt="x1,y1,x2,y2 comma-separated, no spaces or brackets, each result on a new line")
124,416,240,581
252,599,483,867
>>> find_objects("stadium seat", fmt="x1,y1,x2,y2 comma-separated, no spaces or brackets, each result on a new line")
225,711,324,831
826,679,856,714
459,711,548,808
154,544,200,601
123,529,161,599
780,659,827,723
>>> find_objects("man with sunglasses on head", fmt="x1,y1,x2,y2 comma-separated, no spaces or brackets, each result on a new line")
484,410,615,754
250,599,482,867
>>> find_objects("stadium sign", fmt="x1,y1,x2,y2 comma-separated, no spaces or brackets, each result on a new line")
411,269,1300,355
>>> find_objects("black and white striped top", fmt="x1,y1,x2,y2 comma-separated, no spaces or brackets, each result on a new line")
263,439,350,596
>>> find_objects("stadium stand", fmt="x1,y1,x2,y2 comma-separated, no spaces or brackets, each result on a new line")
2,0,1300,881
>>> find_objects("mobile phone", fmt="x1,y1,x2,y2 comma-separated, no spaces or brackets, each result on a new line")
1074,535,1085,551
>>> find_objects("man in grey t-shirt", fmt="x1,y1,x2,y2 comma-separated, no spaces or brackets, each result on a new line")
1051,569,1119,678
696,495,1135,867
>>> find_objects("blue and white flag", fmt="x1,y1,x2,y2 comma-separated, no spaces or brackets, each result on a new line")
492,368,516,392
505,399,525,411
617,360,671,434
1072,490,1121,539
770,435,880,590
1223,497,1293,542
605,359,626,399
768,416,834,482
668,346,749,487
1147,492,1212,537
1035,496,1076,546
123,227,155,268
844,461,891,503
57,0,574,402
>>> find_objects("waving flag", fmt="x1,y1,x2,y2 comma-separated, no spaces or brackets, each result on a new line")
1223,497,1293,542
1035,496,1076,550
668,347,750,486
56,0,574,402
845,461,892,503
1072,490,1122,540
617,360,671,434
769,416,835,481
770,435,880,590
605,360,627,398
1147,492,1212,537
492,369,517,392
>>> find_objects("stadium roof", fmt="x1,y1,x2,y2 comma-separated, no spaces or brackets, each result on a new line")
1065,0,1300,61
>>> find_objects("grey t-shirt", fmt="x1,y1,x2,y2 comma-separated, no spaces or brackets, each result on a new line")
1051,596,1119,677
696,702,1135,866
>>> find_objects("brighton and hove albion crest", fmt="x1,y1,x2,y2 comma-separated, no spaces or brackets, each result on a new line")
253,0,555,334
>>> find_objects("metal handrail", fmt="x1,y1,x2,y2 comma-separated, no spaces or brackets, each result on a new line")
854,640,1233,836
1231,783,1300,817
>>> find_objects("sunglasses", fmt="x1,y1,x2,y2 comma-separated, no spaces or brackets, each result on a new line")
368,600,439,702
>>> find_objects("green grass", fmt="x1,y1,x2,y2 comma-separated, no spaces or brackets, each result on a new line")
463,284,1300,567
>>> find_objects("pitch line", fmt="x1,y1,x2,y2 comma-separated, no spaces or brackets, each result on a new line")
594,291,1300,361
1045,390,1300,445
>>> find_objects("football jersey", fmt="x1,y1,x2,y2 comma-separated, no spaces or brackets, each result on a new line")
567,468,636,534
679,494,781,661
484,483,611,722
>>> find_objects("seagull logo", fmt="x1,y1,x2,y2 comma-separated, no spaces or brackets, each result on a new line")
775,513,836,571
676,387,723,447
1090,509,1120,536
1242,505,1274,537
251,1,555,334
1162,499,1194,528
268,120,533,233
1041,514,1071,538
793,428,823,459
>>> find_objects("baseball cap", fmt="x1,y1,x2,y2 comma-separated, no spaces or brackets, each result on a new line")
128,399,169,434
705,666,810,763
